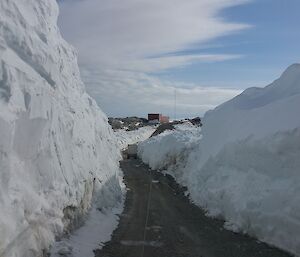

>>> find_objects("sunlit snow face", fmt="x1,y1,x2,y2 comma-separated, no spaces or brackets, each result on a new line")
58,0,248,117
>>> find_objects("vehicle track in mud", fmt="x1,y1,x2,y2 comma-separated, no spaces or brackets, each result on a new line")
95,158,291,257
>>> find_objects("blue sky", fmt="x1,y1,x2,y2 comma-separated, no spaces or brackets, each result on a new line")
157,0,300,88
58,0,300,118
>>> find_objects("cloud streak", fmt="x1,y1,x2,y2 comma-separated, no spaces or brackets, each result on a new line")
58,0,249,117
81,68,242,118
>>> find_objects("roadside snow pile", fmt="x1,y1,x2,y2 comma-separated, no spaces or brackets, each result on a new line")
50,197,124,257
114,126,155,150
138,124,201,184
0,1,123,257
139,64,300,256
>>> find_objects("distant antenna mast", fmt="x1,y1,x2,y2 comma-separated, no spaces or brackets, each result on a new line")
174,88,177,120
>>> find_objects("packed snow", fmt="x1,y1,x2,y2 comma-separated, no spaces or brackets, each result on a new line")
0,1,123,256
114,126,156,150
139,64,300,256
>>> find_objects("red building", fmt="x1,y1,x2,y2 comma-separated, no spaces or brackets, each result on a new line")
160,115,169,123
148,113,169,123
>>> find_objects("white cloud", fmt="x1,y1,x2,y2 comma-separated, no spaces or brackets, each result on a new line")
58,0,249,117
81,68,242,118
124,54,243,73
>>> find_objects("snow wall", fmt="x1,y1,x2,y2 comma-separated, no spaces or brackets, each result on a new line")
139,64,300,256
114,126,156,150
0,1,122,256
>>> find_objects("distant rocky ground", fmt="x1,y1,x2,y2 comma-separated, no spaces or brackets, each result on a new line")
109,116,202,131
108,117,150,131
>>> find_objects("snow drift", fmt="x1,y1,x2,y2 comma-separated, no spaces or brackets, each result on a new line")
0,1,122,256
139,64,300,256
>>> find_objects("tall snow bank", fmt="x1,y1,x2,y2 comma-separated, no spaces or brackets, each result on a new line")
114,126,155,150
198,63,300,164
138,125,201,184
0,1,122,256
139,64,300,256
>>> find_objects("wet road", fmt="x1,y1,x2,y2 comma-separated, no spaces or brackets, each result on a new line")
95,158,291,257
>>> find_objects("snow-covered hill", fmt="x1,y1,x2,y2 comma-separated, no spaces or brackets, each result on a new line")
139,64,300,256
0,1,122,256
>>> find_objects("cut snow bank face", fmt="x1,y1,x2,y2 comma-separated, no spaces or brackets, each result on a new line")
139,64,300,256
138,124,201,184
0,1,122,257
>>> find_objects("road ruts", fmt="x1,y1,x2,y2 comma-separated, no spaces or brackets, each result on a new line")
95,158,291,257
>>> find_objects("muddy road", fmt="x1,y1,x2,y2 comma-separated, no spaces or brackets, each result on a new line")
95,159,291,257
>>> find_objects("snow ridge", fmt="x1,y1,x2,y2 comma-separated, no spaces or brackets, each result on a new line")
0,1,122,256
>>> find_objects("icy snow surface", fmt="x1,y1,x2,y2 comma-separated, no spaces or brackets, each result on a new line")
50,191,125,257
139,64,300,256
0,1,123,256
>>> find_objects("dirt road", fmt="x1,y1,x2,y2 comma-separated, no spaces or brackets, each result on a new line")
95,159,291,257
